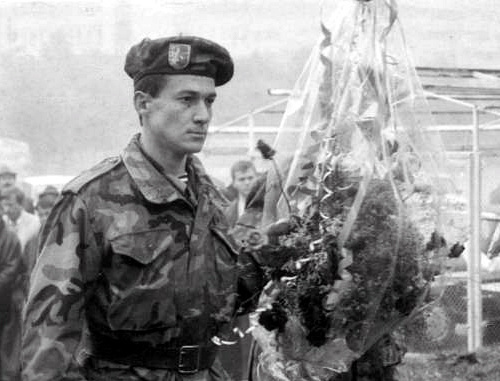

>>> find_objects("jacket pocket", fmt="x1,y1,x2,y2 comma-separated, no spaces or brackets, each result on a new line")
110,230,173,264
105,229,178,331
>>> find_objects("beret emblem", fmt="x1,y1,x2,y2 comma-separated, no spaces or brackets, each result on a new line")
168,43,191,70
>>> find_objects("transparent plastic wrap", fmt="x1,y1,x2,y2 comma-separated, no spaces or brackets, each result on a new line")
248,0,461,380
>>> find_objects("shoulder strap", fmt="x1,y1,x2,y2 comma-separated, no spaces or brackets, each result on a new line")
63,156,122,194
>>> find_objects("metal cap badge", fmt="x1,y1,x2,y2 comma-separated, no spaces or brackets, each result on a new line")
168,43,191,70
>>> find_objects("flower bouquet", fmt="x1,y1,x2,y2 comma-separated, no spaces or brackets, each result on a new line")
245,0,461,380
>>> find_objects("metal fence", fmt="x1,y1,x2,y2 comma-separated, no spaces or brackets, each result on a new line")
403,150,500,354
400,91,500,354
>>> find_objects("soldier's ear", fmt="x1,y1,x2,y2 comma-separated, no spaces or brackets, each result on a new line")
134,91,153,120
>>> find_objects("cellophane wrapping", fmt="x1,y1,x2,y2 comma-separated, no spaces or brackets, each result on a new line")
249,0,458,380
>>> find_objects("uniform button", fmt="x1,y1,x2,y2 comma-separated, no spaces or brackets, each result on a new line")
147,242,155,250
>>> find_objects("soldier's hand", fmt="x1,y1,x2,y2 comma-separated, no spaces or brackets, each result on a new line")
263,215,300,245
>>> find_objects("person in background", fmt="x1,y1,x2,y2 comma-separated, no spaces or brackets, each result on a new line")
0,164,17,190
0,199,23,381
219,167,262,381
224,160,258,228
35,185,60,227
21,35,272,381
0,187,41,362
0,165,35,213
1,186,40,250
229,175,267,247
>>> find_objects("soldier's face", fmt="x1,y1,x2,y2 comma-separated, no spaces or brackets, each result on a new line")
143,75,216,156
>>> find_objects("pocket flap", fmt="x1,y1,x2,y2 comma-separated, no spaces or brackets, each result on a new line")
110,230,173,264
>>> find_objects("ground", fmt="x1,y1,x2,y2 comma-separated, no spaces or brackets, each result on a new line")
397,347,500,381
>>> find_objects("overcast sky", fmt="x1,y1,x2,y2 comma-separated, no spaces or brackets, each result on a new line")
2,0,499,68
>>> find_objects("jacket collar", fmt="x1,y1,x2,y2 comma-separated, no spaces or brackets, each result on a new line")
121,133,227,207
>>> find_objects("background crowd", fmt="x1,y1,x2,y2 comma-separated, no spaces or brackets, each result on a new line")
0,164,60,380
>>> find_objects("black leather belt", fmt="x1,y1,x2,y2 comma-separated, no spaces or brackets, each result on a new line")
88,332,218,374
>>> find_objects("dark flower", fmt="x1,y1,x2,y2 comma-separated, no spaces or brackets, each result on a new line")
448,242,465,258
258,302,288,332
425,231,447,251
256,139,276,160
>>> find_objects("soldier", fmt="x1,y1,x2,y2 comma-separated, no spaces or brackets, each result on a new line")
22,36,266,381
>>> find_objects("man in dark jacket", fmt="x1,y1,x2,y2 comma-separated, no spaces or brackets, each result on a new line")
224,160,258,229
0,215,22,380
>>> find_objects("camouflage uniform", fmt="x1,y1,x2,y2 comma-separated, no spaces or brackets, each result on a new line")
22,134,264,381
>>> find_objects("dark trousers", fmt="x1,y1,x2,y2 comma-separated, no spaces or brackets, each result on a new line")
0,295,22,381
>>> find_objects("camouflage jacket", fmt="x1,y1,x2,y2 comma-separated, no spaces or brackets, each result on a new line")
22,134,263,381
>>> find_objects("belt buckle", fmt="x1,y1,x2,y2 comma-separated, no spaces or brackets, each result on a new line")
178,345,200,374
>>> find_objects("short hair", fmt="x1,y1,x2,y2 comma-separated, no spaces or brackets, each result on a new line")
230,160,256,180
37,197,57,210
1,186,25,205
0,165,16,177
39,185,59,198
134,74,169,98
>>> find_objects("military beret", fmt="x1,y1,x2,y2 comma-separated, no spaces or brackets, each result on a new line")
124,36,234,87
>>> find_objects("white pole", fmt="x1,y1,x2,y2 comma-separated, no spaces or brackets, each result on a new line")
467,106,483,351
